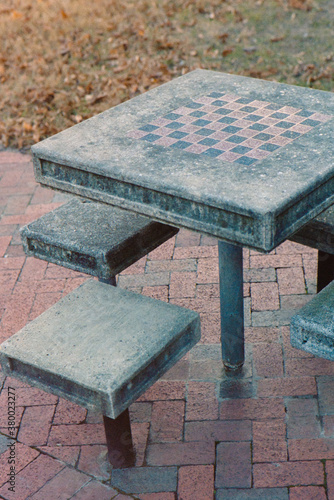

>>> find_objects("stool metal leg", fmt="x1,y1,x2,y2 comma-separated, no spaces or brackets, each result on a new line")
103,409,135,468
98,276,117,286
317,250,334,292
218,240,244,371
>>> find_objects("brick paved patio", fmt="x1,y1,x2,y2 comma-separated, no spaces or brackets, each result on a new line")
0,149,333,499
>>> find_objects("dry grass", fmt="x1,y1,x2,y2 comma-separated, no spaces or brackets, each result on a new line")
0,0,333,150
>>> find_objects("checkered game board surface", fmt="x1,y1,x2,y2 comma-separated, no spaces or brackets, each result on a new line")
127,91,332,166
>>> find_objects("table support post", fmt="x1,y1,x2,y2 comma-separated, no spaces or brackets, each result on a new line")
218,240,244,371
317,250,334,292
103,409,136,468
99,276,117,286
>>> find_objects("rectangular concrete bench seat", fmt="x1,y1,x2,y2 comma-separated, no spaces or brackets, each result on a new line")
290,279,334,361
0,280,200,467
290,204,334,291
20,198,178,281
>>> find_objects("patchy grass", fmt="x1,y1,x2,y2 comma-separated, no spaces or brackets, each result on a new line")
0,0,333,149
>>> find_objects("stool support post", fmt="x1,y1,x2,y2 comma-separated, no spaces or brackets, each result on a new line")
317,250,334,292
218,240,244,371
103,409,136,468
98,276,117,286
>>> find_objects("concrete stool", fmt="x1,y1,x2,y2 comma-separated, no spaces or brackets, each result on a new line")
0,280,200,467
290,204,334,292
20,198,179,284
290,279,334,361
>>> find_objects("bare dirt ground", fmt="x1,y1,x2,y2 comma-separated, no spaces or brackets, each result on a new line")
0,0,333,150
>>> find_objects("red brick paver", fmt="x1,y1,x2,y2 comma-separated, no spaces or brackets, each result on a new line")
0,150,333,499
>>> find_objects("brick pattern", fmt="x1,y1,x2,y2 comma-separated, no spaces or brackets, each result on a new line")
0,150,334,498
128,92,331,165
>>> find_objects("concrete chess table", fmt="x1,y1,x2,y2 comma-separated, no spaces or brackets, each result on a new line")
31,69,334,370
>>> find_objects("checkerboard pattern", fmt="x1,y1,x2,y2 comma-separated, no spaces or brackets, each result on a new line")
128,91,332,165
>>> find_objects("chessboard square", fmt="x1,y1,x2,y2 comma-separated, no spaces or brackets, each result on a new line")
266,103,282,111
265,126,285,136
221,93,239,102
258,117,279,126
248,123,268,131
209,122,229,131
196,128,215,136
208,91,225,98
290,124,312,133
139,124,159,132
202,147,224,158
198,137,219,146
285,114,305,124
127,130,147,139
215,140,236,150
168,130,188,139
253,132,274,142
242,138,264,149
151,117,172,127
226,135,246,144
170,140,192,150
193,119,211,127
228,111,248,119
235,156,257,166
176,115,198,124
155,136,178,147
297,109,314,117
212,99,229,107
205,112,224,122
166,121,184,129
218,151,242,162
184,101,203,109
225,102,244,110
231,145,251,155
181,124,201,133
215,108,233,116
240,106,257,113
185,143,209,154
269,136,292,146
280,106,301,114
244,114,262,122
185,133,203,143
247,149,271,159
251,100,270,107
157,126,179,136
275,120,294,129
259,143,280,152
280,130,301,139
271,112,289,120
218,116,237,124
164,112,183,120
236,97,254,104
233,119,252,129
311,112,332,122
200,104,222,113
190,110,207,118
140,133,160,142
195,96,217,104
222,125,241,134
238,128,259,138
210,131,233,141
174,106,196,115
301,118,321,127
255,108,273,117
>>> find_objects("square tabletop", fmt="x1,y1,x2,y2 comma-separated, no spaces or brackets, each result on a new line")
32,70,334,251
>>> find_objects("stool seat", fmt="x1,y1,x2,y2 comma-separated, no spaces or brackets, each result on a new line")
20,199,178,280
290,280,334,361
0,280,200,419
290,204,334,254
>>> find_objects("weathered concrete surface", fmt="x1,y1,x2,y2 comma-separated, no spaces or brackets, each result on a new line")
31,69,334,251
0,280,200,418
290,204,334,254
20,198,178,279
290,280,334,361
